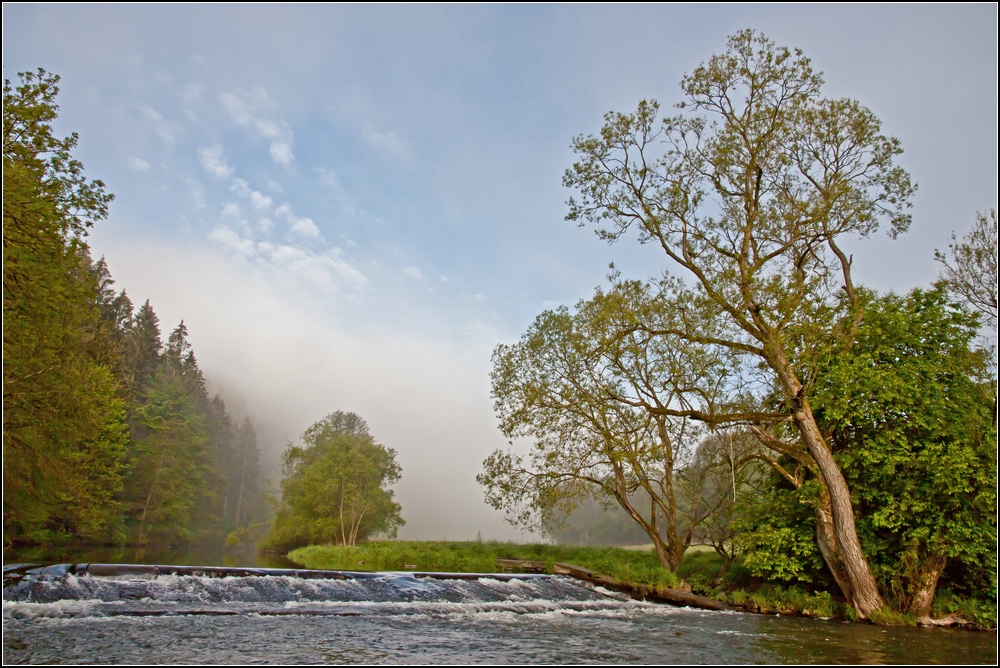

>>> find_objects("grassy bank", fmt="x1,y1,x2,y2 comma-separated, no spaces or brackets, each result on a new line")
288,540,679,589
287,541,995,629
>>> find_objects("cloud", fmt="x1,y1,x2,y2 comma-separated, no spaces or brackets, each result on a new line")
260,243,368,295
127,157,151,172
209,225,255,257
221,87,296,167
221,201,242,218
181,84,203,104
250,190,273,212
269,142,294,167
198,144,234,179
139,104,175,144
402,265,424,280
362,127,411,162
230,178,273,212
275,203,321,238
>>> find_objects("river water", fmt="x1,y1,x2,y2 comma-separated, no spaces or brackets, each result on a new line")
3,563,996,664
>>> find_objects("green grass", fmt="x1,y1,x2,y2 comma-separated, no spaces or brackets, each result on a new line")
287,540,679,589
287,540,996,629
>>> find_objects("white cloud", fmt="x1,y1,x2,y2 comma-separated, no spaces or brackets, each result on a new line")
290,216,320,238
198,144,234,179
209,225,255,258
139,104,175,144
185,178,207,210
127,157,151,172
362,127,411,162
181,84,203,104
221,201,242,218
230,178,251,198
250,190,273,212
275,203,322,238
402,265,424,280
269,142,294,167
221,87,295,167
264,244,367,295
231,178,273,212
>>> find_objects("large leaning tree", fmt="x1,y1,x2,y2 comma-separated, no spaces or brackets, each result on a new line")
560,30,915,617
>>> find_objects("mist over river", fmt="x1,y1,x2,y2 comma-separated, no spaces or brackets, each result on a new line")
3,563,996,664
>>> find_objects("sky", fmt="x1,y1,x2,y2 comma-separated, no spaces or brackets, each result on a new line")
4,4,997,541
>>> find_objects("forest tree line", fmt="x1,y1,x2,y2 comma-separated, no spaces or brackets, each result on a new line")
3,69,267,547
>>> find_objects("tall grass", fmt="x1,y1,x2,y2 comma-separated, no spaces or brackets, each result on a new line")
287,541,678,589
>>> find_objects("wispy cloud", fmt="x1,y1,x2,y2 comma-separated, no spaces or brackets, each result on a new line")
127,157,151,172
139,104,176,145
362,127,411,163
198,144,234,179
275,203,321,238
220,86,296,167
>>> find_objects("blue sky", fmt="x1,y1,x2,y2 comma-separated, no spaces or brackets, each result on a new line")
4,4,997,540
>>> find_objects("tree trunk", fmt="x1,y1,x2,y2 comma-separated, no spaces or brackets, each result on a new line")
907,554,947,621
813,480,855,605
795,399,884,618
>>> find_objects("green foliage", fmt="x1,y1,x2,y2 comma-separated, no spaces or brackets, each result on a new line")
556,29,918,614
3,69,267,549
932,588,998,630
265,412,404,551
3,69,126,544
123,370,210,544
732,478,827,586
814,287,997,610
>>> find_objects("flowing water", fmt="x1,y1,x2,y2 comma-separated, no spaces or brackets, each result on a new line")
3,563,996,664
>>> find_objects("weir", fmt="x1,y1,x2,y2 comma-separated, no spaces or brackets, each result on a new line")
4,562,627,620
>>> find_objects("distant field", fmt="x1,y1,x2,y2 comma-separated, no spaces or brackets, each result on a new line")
287,540,680,589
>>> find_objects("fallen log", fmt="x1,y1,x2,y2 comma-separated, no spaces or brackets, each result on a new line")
553,562,730,612
496,558,547,573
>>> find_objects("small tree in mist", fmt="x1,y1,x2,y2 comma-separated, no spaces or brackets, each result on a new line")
264,411,404,551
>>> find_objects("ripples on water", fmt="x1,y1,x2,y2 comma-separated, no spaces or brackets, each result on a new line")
4,565,996,664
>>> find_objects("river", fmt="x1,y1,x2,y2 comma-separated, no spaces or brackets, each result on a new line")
3,559,996,664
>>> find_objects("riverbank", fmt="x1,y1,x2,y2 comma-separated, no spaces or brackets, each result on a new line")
287,541,997,630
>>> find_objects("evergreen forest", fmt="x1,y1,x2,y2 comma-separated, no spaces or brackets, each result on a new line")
3,70,268,548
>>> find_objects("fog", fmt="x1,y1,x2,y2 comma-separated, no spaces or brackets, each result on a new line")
94,238,536,542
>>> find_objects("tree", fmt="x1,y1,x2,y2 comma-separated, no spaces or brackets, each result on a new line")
3,69,126,543
676,429,772,568
935,209,998,329
561,30,915,616
123,369,210,544
265,411,403,550
482,279,735,570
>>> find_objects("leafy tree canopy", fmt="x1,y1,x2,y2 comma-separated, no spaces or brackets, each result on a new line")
265,411,403,551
